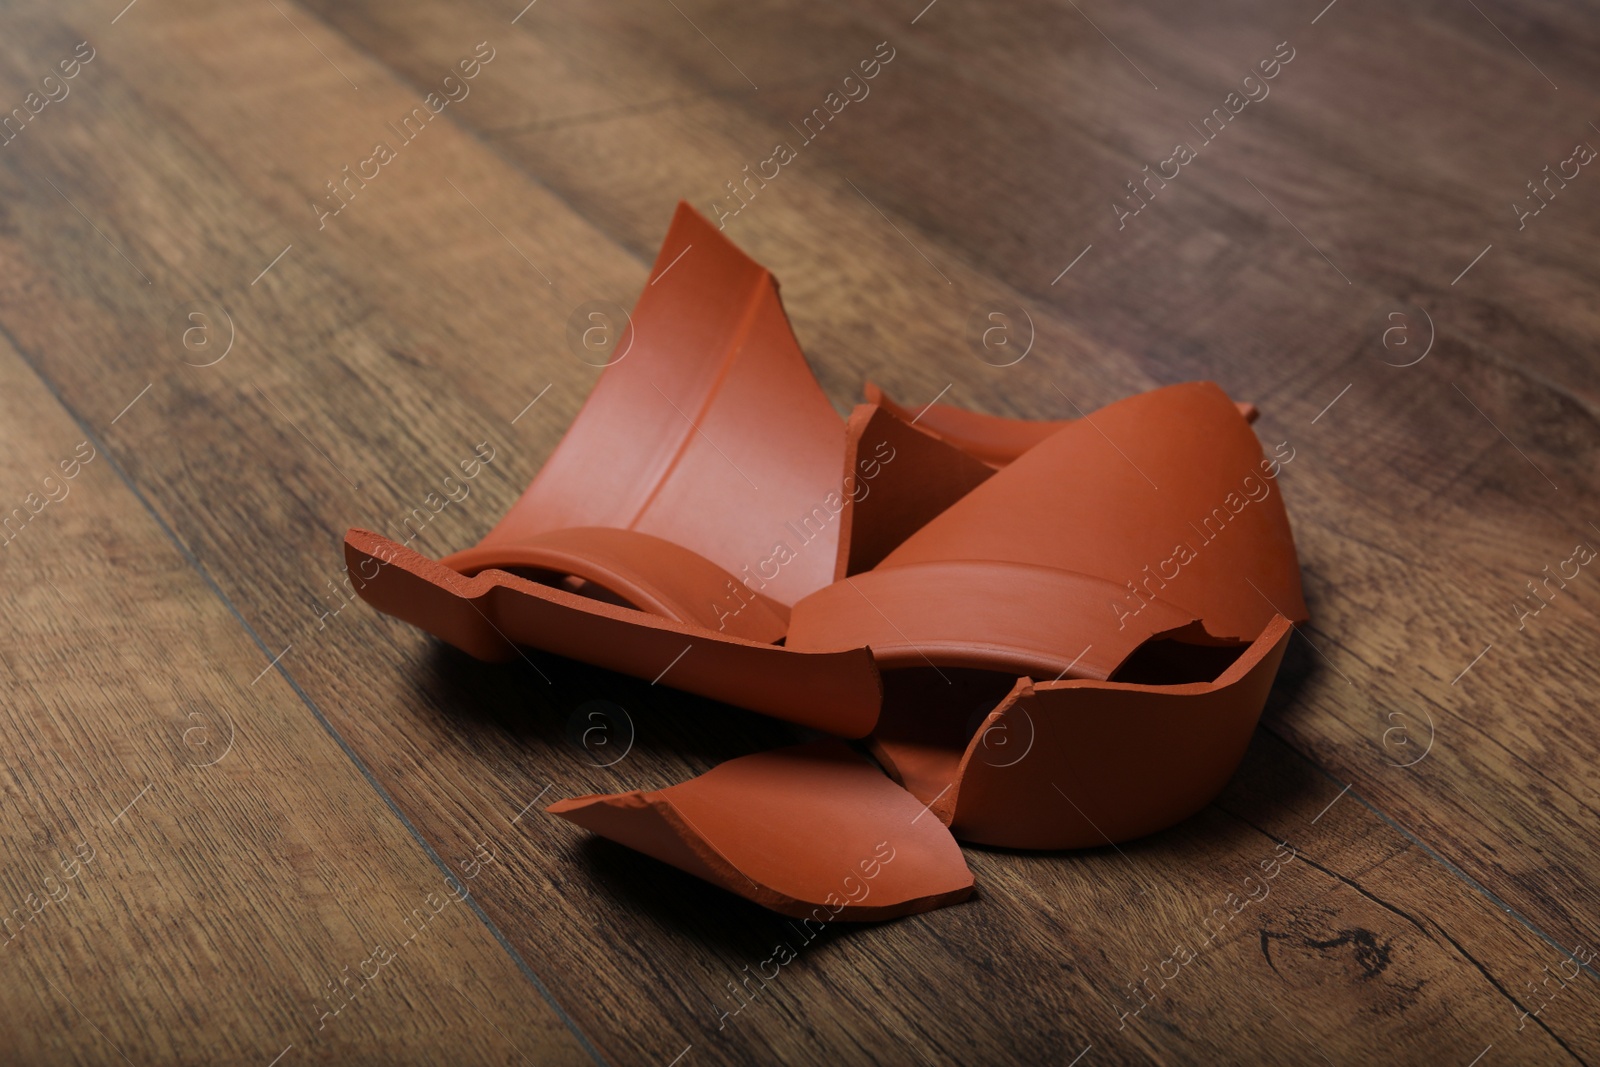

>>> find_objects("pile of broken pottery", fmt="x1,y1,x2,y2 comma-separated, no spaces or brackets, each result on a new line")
344,203,1307,922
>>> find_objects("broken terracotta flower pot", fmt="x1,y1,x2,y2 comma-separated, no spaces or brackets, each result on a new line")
549,740,975,920
349,199,1313,920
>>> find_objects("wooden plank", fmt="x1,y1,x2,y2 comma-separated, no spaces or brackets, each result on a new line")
0,336,598,1065
2,0,1597,1063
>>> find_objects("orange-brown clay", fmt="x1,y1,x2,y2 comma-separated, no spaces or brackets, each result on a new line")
832,403,995,576
344,204,1011,735
443,203,846,608
343,529,882,737
870,615,1294,849
787,381,1307,682
347,202,1312,920
865,382,1260,468
548,740,975,920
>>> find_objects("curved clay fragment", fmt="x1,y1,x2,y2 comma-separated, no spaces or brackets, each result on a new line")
787,382,1306,682
870,616,1293,849
445,202,847,608
548,740,975,920
791,561,1208,680
344,530,882,737
831,402,995,576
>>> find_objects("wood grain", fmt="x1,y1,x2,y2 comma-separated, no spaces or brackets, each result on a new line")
305,0,1600,947
0,341,598,1065
1,0,1597,1063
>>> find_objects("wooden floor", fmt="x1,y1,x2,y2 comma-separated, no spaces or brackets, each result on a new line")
1,0,1596,1063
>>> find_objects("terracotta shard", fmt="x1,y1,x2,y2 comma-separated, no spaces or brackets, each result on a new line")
885,380,1305,642
443,201,847,608
833,403,996,576
870,616,1293,849
791,561,1209,681
548,740,975,920
343,531,882,737
787,381,1305,684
